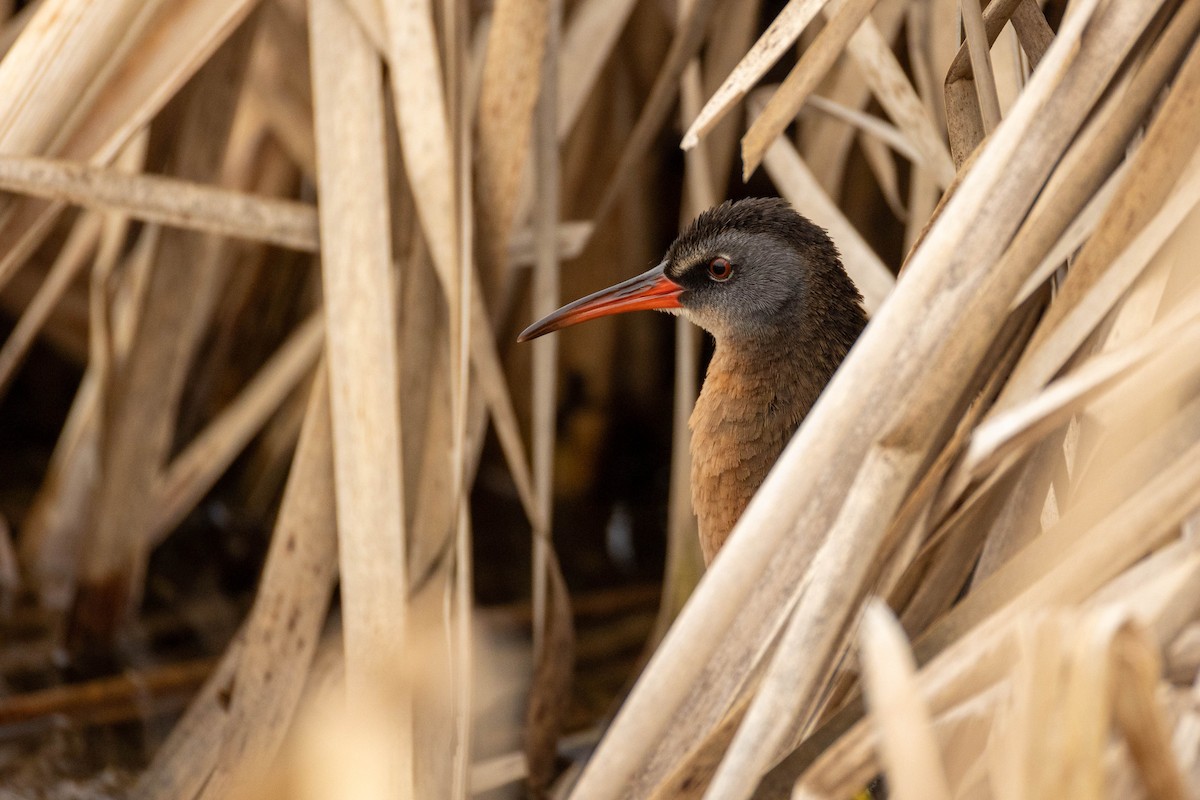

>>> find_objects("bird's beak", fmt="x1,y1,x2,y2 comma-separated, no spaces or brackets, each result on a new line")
517,262,684,342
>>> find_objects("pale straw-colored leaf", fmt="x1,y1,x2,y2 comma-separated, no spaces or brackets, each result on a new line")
996,41,1200,410
567,2,1150,796
0,0,265,291
0,0,162,158
0,0,40,56
740,0,880,179
375,0,539,531
857,131,907,220
133,369,337,800
378,0,457,290
839,13,956,187
804,94,920,163
589,0,719,227
475,0,548,278
0,211,101,399
943,0,1038,165
798,445,1200,798
682,0,832,150
859,601,952,800
73,27,256,645
959,0,1002,133
0,154,319,251
150,314,324,543
308,1,411,796
198,371,338,800
806,0,909,196
508,221,593,267
1012,161,1127,308
984,0,1200,317
525,5,575,794
1110,622,1192,800
958,302,1200,489
556,0,639,140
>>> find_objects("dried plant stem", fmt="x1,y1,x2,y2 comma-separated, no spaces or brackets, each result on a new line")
309,1,411,796
0,0,264,293
0,154,318,251
959,0,1001,133
70,25,256,650
741,0,880,177
683,0,832,150
569,2,1154,796
134,370,338,800
590,0,718,226
150,314,324,543
858,602,952,800
0,211,101,398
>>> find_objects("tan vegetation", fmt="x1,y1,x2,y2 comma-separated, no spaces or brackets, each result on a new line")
0,0,1197,798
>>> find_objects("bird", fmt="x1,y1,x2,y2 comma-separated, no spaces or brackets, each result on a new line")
518,198,867,565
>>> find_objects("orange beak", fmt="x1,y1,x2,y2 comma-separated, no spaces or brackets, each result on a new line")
518,263,684,342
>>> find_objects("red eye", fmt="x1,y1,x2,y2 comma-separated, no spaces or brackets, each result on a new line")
708,256,733,281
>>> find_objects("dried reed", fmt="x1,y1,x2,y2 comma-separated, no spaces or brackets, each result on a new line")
0,0,1198,798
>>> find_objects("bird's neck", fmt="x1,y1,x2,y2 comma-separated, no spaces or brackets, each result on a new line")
688,297,864,564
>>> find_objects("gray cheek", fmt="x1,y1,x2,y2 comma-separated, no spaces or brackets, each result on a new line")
732,273,792,325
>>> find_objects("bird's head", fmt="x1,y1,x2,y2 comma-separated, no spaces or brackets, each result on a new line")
518,198,851,345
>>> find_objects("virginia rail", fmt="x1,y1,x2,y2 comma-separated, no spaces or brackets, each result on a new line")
519,198,867,564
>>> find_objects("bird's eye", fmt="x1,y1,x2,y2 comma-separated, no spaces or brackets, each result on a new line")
707,256,733,282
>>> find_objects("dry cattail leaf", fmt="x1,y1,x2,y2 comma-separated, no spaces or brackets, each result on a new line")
524,8,575,794
799,523,1200,798
378,0,457,290
804,93,921,163
981,0,1200,320
996,41,1200,410
150,314,324,543
859,601,952,800
308,0,412,796
837,13,955,187
508,221,593,267
806,0,909,196
682,0,833,150
193,370,338,800
944,0,1046,165
556,0,639,141
856,131,907,221
740,0,881,179
955,303,1200,493
1110,623,1192,800
569,2,1156,796
0,0,263,291
1012,161,1128,309
0,154,319,251
71,25,257,650
133,370,336,800
17,220,159,608
588,0,718,227
525,549,574,795
0,0,41,56
959,0,1002,134
0,0,161,159
0,210,102,399
475,0,548,282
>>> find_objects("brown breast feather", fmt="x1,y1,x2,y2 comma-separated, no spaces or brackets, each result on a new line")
689,344,826,564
